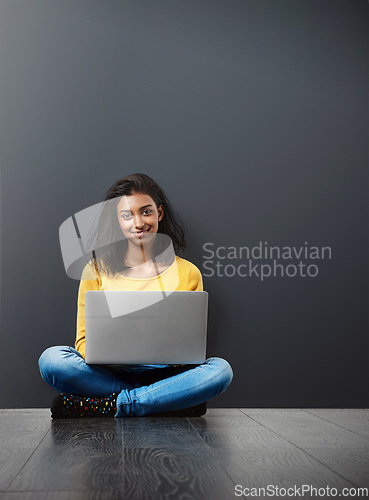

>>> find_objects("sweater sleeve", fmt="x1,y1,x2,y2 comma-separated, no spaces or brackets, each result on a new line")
75,260,101,358
188,264,203,291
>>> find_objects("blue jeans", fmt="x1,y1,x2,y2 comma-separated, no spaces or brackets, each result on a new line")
38,346,233,417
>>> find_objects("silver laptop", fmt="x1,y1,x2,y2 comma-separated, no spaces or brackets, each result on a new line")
84,290,208,364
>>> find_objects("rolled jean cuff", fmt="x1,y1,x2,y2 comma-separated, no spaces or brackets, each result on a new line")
115,389,133,417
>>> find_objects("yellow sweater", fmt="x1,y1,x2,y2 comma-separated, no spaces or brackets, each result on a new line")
75,255,203,358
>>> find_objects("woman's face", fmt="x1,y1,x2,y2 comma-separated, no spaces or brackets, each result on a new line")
116,191,163,246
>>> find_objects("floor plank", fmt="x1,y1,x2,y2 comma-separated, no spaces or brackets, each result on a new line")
241,409,369,449
213,449,355,499
0,409,50,448
121,445,233,499
0,493,127,500
0,493,73,500
302,409,369,439
303,447,369,488
0,449,40,492
7,416,235,499
187,408,294,451
7,419,125,491
0,410,50,490
121,416,236,499
189,409,356,495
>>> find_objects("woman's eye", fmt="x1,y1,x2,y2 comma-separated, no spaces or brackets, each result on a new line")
143,209,152,215
121,214,132,220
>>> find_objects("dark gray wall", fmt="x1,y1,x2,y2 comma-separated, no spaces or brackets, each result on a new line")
0,0,367,408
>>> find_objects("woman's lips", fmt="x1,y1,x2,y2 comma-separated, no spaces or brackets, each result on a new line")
131,229,150,237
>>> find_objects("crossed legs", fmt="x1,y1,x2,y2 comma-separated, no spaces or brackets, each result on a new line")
39,346,233,417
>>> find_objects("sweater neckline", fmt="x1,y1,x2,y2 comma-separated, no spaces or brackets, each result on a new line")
106,256,178,282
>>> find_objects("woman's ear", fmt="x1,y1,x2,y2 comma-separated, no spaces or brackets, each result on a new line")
158,204,164,221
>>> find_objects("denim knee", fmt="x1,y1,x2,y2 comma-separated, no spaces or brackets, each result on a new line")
208,357,233,393
38,345,75,388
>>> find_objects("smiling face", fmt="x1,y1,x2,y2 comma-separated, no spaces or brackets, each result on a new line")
116,191,163,248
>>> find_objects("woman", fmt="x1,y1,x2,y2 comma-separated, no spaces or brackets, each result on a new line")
39,173,233,418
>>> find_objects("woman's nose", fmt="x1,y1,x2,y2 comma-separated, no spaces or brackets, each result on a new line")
133,214,144,228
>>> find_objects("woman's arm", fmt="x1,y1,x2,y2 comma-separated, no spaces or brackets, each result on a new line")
75,260,101,358
188,264,203,291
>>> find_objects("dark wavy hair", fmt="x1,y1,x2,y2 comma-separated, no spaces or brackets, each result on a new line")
90,173,186,277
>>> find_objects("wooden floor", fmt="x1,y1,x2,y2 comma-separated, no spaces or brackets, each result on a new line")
0,409,368,499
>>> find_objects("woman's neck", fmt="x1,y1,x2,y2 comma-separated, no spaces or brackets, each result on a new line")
124,242,154,267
